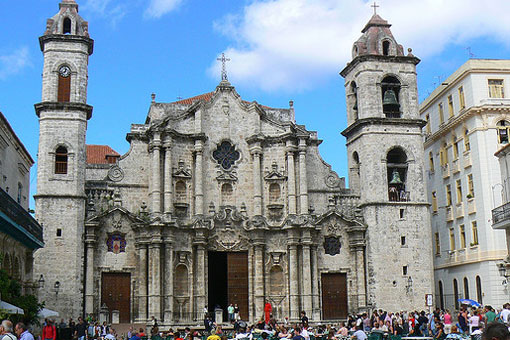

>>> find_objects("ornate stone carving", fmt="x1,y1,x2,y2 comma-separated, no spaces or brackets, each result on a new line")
323,236,341,256
173,160,192,178
325,171,340,188
107,165,124,182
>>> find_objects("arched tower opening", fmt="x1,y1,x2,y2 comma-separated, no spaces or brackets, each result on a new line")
387,147,408,202
381,76,401,118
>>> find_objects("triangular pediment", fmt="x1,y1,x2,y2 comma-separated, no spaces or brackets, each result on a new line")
85,206,145,225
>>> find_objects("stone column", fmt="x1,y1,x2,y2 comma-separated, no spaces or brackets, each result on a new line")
194,242,206,316
251,146,263,215
301,244,312,317
151,134,162,214
298,139,308,214
355,246,367,308
286,141,297,214
194,140,204,215
310,246,320,320
164,240,174,322
288,243,299,319
148,236,162,320
254,244,265,319
84,229,96,315
163,139,173,214
137,242,148,322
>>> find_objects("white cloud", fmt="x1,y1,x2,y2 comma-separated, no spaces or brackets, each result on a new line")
82,0,127,26
0,47,30,80
145,0,182,19
210,0,510,92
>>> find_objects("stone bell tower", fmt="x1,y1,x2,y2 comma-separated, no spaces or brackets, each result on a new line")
33,0,93,318
340,13,434,310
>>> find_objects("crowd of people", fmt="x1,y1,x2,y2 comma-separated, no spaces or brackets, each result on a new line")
4,305,510,340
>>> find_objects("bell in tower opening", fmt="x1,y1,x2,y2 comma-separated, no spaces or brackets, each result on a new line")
381,76,401,118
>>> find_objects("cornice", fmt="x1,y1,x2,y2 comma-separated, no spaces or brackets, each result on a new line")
340,54,420,77
341,117,426,137
34,102,93,120
39,34,94,55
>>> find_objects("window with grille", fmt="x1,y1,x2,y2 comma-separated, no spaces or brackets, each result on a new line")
472,221,479,245
432,191,438,212
446,185,452,206
456,179,463,203
435,232,440,255
449,228,455,250
467,174,474,198
438,103,444,124
55,146,68,174
460,225,466,248
489,79,504,98
458,86,465,109
448,95,454,117
464,129,470,151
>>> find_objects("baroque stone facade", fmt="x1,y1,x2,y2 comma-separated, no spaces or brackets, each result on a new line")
34,1,434,324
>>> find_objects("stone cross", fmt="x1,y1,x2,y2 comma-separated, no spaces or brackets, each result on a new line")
217,53,231,81
371,2,379,15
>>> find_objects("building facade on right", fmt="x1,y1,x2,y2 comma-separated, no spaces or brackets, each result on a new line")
420,59,510,310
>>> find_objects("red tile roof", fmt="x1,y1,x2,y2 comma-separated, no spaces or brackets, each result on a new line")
86,145,120,164
171,91,273,110
171,92,214,105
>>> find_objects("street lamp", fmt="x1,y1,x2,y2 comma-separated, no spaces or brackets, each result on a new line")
38,274,45,288
54,281,60,297
406,276,413,293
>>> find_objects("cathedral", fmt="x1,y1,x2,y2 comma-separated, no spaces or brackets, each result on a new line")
33,0,434,324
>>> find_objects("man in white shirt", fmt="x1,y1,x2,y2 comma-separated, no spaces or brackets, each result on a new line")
501,304,510,325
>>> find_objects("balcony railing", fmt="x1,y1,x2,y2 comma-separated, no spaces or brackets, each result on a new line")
493,201,510,225
0,187,43,248
446,206,454,222
442,164,450,179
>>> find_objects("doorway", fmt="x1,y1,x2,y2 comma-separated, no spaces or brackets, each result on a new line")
101,272,131,323
321,273,348,319
208,252,249,321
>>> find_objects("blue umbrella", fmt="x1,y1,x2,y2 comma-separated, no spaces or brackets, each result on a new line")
458,298,482,307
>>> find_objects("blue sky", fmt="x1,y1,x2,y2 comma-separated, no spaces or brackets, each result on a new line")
1,0,510,209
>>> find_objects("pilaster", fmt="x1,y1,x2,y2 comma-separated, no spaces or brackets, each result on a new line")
286,141,297,214
163,139,173,214
150,134,162,214
298,138,309,214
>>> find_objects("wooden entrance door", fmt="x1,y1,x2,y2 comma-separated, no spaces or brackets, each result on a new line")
321,273,348,319
227,252,249,320
101,272,131,323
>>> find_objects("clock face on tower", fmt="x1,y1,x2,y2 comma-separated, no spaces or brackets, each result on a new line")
59,65,71,78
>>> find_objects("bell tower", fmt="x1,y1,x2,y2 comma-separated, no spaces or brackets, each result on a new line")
33,0,93,318
340,13,434,310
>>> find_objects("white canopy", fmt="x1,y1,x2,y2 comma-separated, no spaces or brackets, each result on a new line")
38,308,59,318
0,300,24,314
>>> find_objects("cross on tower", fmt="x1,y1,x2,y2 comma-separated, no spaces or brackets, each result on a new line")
371,1,379,15
217,53,231,81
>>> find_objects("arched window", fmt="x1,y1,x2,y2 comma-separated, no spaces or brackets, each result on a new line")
453,279,459,310
351,81,358,120
438,281,444,310
221,183,234,205
174,264,189,296
269,183,281,202
57,65,71,102
55,146,68,174
387,148,408,202
463,277,469,299
476,276,482,304
63,18,72,34
382,76,401,118
382,40,390,56
175,181,187,203
17,182,22,203
498,120,510,144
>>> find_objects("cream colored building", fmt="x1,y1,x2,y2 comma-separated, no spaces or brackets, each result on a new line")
420,59,510,310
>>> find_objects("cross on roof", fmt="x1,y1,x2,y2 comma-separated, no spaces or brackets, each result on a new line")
217,53,231,81
371,1,379,15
